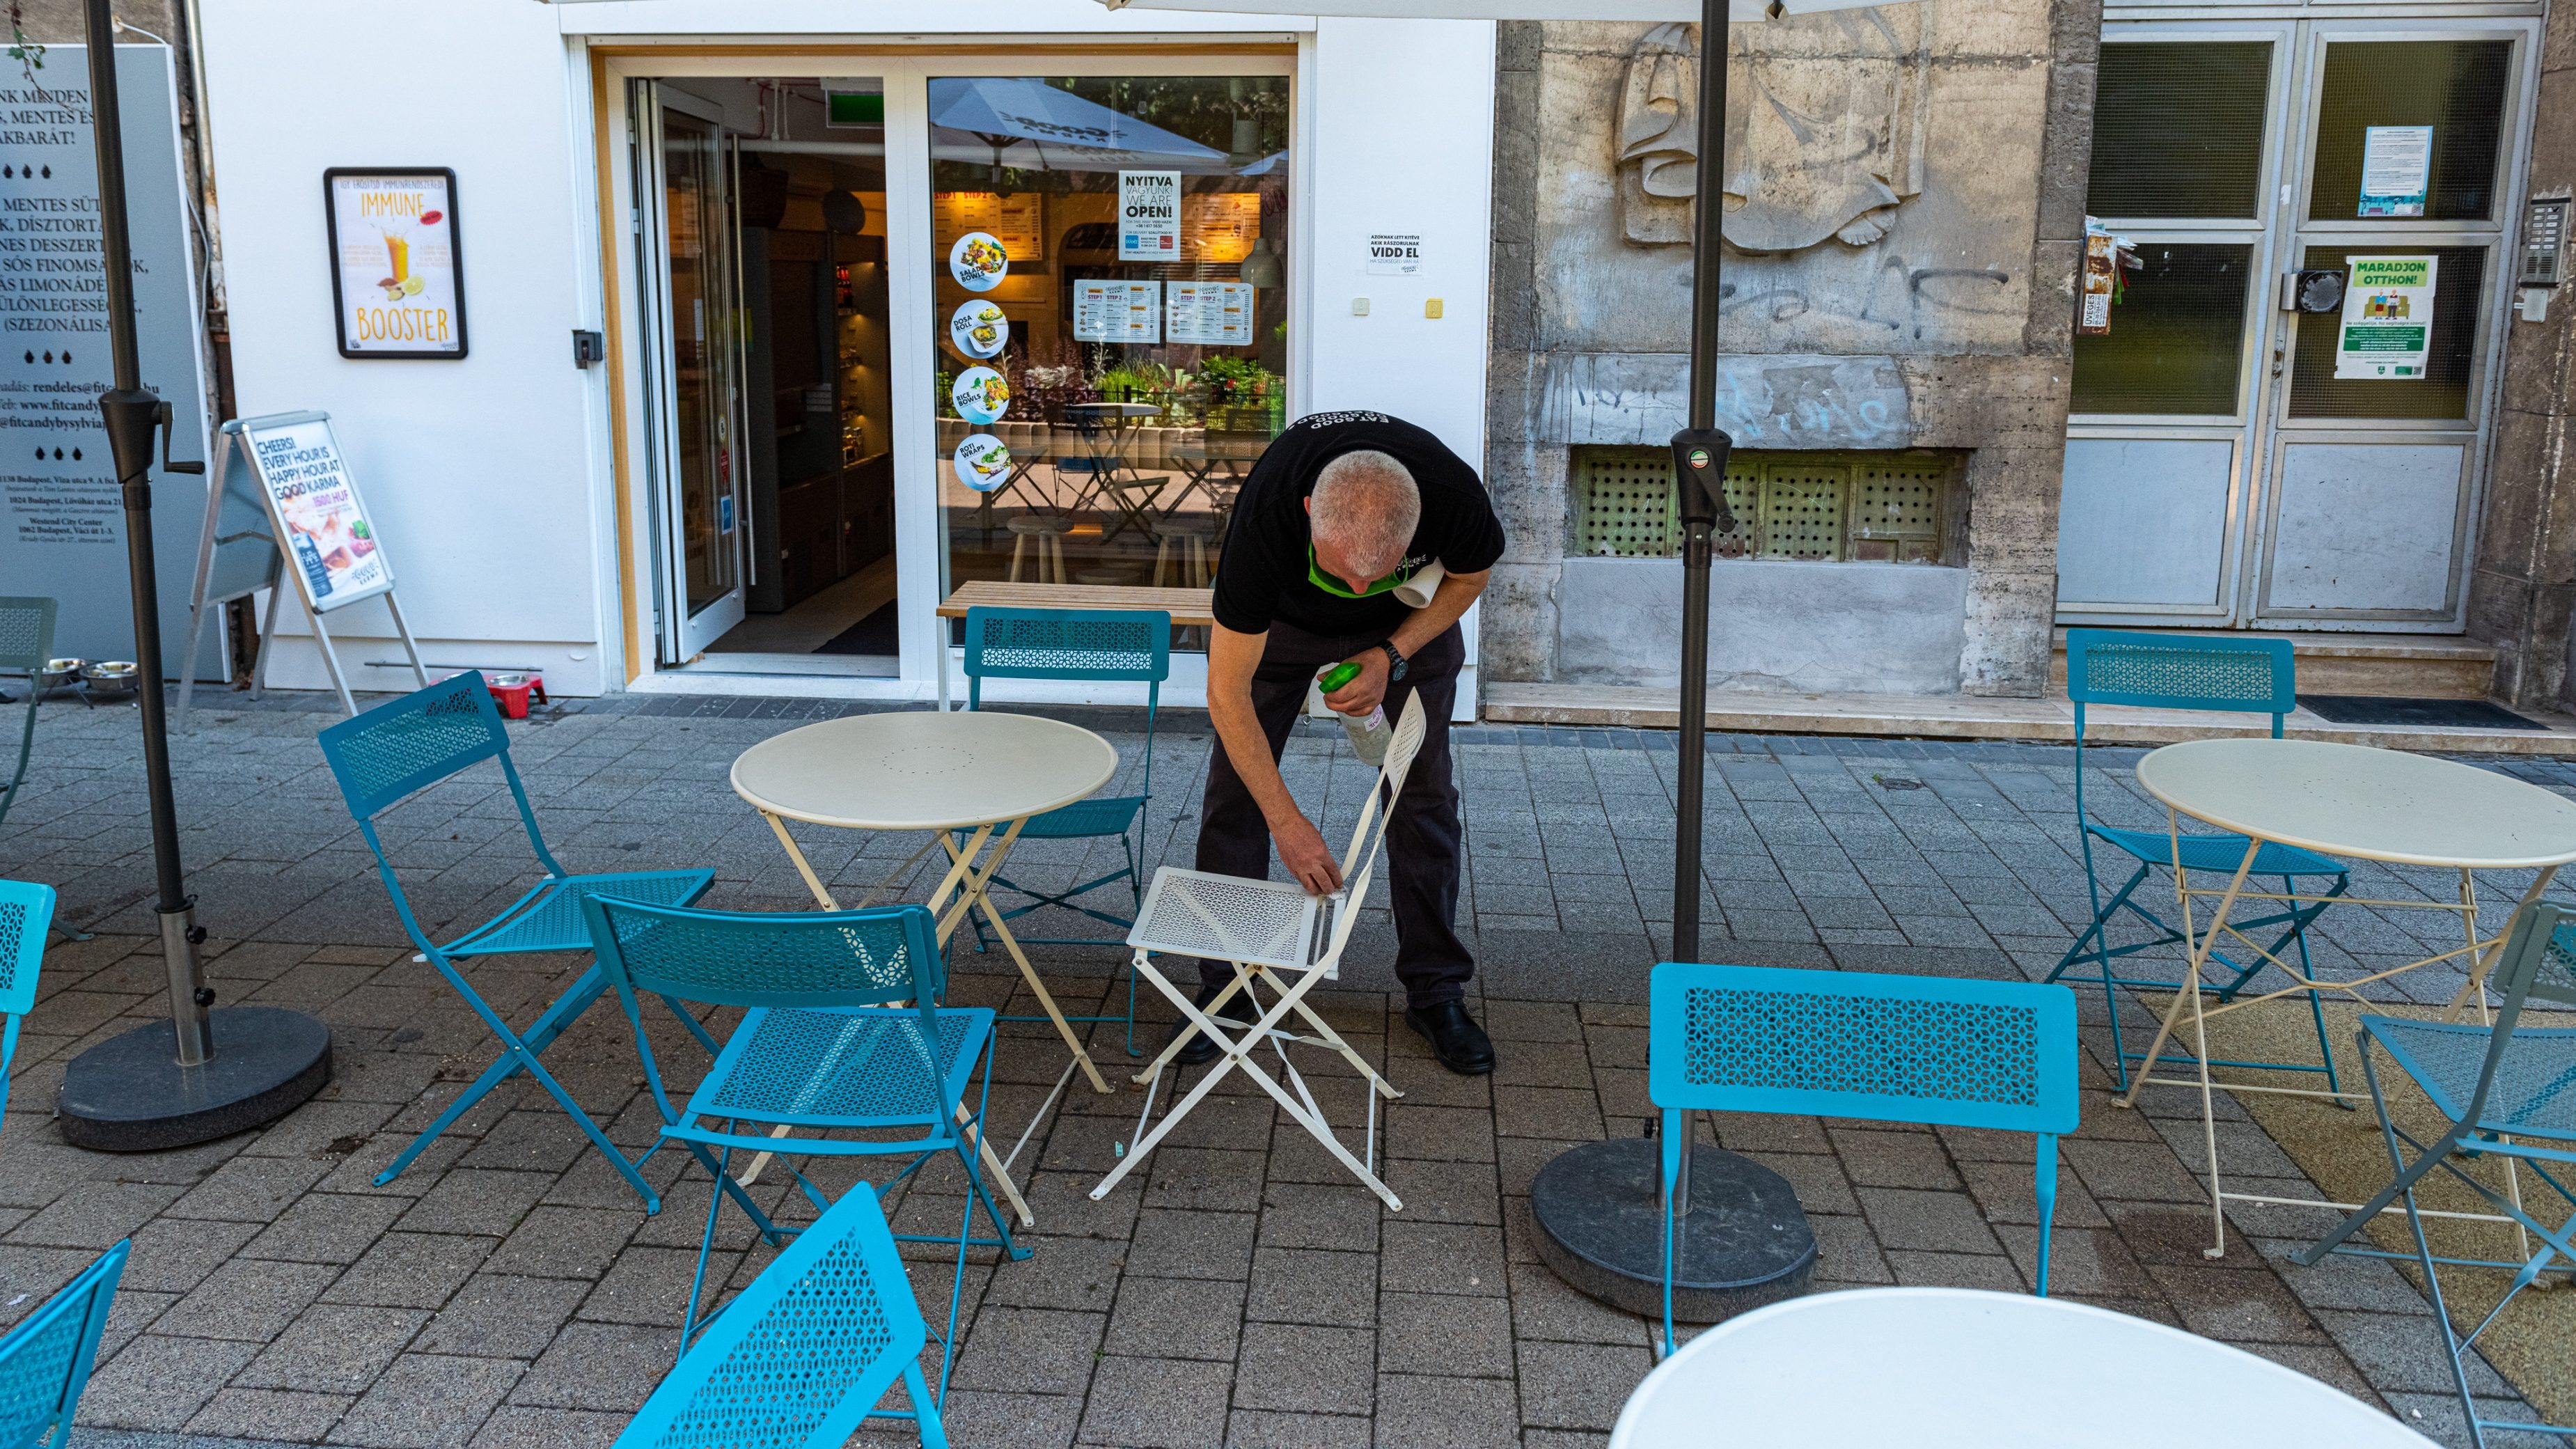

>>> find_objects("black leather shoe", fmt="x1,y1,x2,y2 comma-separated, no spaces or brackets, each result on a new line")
1404,1001,1495,1076
1168,980,1232,1067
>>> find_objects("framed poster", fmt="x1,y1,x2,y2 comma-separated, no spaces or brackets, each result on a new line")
324,168,466,359
236,412,395,613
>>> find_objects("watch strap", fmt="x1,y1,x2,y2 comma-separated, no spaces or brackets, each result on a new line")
1379,641,1408,680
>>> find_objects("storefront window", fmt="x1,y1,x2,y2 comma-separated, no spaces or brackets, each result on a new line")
928,74,1291,637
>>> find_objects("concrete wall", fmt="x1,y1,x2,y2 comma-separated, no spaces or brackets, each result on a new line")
2472,1,2576,711
1485,3,2096,698
1560,558,1968,692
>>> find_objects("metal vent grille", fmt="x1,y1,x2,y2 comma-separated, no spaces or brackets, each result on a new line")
1573,448,1952,563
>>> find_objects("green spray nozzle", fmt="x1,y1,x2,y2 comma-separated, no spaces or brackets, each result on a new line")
1317,662,1361,693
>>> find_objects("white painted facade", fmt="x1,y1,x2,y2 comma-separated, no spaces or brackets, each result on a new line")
196,0,1497,707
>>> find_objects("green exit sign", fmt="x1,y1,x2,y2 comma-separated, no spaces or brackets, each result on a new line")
826,88,883,126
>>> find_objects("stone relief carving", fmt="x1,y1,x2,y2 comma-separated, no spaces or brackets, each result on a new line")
1617,8,1931,253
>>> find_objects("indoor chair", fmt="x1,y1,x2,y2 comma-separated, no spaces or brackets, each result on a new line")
1648,962,2078,1356
2044,629,2350,1091
580,891,1022,1391
0,1239,128,1449
2299,902,2576,1449
317,672,716,1209
0,597,56,833
613,1183,947,1448
960,605,1171,1056
0,879,56,1136
1094,693,1427,1213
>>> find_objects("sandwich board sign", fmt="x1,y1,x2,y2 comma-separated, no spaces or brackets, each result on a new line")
217,410,426,715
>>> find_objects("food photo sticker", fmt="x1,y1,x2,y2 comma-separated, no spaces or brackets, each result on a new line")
950,299,1009,360
953,432,1013,492
951,366,1011,425
950,231,1010,292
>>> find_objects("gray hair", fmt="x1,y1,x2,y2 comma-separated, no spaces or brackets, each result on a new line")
1310,451,1420,576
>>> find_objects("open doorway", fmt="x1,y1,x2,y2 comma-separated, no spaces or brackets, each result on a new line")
635,76,896,673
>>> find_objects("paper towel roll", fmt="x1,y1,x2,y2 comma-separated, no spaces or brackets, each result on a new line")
1395,559,1445,609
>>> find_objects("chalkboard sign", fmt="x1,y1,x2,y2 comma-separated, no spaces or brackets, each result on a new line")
233,411,393,613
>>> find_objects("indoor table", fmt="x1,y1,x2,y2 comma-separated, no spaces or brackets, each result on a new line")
730,710,1122,1212
1611,1287,2435,1448
2121,736,2576,1257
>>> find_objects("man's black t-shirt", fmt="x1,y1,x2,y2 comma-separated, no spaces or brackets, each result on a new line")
1211,411,1505,638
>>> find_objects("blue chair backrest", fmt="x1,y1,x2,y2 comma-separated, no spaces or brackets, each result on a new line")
0,597,54,673
0,1239,128,1449
2063,629,2295,739
317,673,563,879
583,895,943,1022
615,1184,926,1449
1648,962,2079,1137
962,606,1171,702
0,880,52,1021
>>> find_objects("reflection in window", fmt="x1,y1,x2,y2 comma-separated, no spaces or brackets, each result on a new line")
2071,244,2254,416
929,75,1290,645
2087,44,2272,219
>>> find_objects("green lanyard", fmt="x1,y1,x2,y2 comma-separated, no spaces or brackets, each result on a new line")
1307,542,1415,599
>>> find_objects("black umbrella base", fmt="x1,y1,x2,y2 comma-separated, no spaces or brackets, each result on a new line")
58,1007,332,1152
1531,1137,1816,1324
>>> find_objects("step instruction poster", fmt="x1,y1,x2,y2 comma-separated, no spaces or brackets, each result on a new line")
1074,279,1160,343
1167,281,1253,346
2334,255,2436,380
0,44,222,677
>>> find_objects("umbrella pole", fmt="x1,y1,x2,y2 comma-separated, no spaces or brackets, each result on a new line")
56,1,331,1152
1534,4,1812,1337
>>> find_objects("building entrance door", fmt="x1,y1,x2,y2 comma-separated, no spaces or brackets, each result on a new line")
635,82,750,661
2057,18,2536,631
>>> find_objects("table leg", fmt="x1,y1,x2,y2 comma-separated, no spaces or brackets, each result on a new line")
2447,865,2560,1019
764,812,840,910
938,825,1113,1096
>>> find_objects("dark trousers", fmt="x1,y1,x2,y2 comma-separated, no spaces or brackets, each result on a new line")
1194,620,1473,1007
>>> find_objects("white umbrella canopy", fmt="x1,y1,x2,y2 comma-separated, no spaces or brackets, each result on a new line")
929,75,1240,174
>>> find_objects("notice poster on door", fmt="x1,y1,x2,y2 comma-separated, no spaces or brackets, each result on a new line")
1118,171,1180,260
2334,255,2437,380
2358,127,2433,218
1074,279,1161,343
1168,281,1255,346
1365,233,1423,275
241,415,393,611
324,169,465,358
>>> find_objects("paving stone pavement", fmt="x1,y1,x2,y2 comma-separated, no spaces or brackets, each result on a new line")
6,688,2575,1449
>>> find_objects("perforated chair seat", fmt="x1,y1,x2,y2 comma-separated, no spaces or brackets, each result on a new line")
1131,866,1331,973
1014,794,1145,840
2362,1015,2576,1141
2085,825,2348,879
673,1005,995,1139
443,868,715,958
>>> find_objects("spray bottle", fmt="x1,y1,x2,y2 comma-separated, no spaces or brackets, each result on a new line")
1316,660,1390,766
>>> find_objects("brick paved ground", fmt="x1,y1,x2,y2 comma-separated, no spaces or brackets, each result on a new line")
4,689,2572,1448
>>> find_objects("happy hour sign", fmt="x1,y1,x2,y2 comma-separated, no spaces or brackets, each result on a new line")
324,169,466,359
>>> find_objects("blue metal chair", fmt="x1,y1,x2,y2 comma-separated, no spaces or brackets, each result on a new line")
2300,902,2576,1449
2045,630,2350,1092
613,1182,947,1449
960,606,1171,1055
0,1239,128,1449
317,673,716,1209
0,597,56,834
581,892,1023,1394
0,879,56,1136
1649,962,2079,1354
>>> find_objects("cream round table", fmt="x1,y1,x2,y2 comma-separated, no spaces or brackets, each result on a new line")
2124,737,2576,1255
732,710,1120,1101
1610,1287,2437,1448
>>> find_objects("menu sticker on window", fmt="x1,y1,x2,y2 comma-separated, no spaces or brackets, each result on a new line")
1074,279,1161,343
950,299,1009,359
1119,171,1181,260
2359,127,2433,218
1365,233,1422,276
1168,281,1255,346
951,366,1010,425
2334,255,2437,380
949,231,1009,292
954,433,1013,492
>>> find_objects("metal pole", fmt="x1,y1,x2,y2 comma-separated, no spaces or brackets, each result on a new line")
85,5,213,1064
1667,0,1736,965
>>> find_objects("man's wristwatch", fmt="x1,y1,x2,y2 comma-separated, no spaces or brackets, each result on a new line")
1378,641,1409,682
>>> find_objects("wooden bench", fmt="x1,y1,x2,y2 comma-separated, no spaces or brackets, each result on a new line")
934,581,1214,707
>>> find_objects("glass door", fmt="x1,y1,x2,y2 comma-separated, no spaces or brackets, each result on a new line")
636,83,750,659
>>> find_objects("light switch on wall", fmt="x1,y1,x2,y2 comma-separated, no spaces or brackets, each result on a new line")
1426,298,1444,319
1352,297,1370,316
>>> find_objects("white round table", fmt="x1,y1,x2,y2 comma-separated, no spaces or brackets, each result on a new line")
2123,737,2576,1257
732,710,1119,1102
1611,1287,2436,1448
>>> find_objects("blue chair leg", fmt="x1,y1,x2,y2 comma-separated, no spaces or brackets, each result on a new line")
2046,863,2154,1089
1658,1106,1682,1360
680,1141,734,1348
906,1361,952,1449
2033,1133,2058,1297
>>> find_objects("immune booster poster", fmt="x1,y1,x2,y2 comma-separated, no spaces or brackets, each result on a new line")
328,172,464,357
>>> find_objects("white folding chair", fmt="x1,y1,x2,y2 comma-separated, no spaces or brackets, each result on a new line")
1092,694,1428,1211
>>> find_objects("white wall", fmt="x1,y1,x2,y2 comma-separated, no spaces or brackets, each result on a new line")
203,0,609,692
